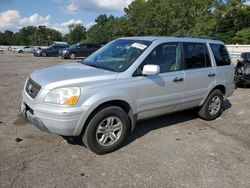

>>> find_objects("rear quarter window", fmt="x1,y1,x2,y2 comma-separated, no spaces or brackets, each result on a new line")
210,44,231,66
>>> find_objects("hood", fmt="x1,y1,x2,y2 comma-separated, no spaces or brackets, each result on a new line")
30,63,118,90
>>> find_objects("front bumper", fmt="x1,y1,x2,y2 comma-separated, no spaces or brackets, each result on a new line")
58,52,69,59
33,52,40,57
21,91,85,136
21,102,50,133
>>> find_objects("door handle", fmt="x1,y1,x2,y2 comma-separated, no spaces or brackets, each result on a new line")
208,73,216,77
173,77,184,82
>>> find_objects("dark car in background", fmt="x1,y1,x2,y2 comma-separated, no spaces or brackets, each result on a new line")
34,42,69,57
58,43,100,59
235,52,250,86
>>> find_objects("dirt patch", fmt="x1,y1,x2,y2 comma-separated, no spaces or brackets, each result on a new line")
13,114,29,127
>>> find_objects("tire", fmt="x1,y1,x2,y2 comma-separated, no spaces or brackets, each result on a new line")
82,106,130,155
69,53,76,59
41,52,46,57
19,50,23,53
198,89,223,121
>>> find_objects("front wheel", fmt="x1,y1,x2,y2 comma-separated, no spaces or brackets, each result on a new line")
69,53,76,59
41,52,46,57
198,89,223,121
82,106,130,155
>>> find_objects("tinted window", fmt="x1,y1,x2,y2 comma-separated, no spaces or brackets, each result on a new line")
86,44,93,48
183,43,211,69
52,45,64,49
86,44,99,48
139,43,181,73
79,44,86,48
210,44,231,66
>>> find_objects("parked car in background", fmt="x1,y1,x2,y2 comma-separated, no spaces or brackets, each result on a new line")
0,47,3,53
11,47,16,52
21,36,235,154
58,43,101,59
235,52,250,86
16,46,34,53
33,43,69,57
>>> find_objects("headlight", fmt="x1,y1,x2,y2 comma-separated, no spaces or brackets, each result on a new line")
62,50,67,54
44,87,80,105
36,50,41,54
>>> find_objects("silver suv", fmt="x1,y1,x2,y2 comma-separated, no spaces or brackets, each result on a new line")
21,36,235,154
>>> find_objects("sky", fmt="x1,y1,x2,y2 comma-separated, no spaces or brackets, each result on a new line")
0,0,134,34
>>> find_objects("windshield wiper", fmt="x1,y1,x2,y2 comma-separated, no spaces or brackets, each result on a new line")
84,63,116,72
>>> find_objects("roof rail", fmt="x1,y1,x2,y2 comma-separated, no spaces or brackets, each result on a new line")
175,35,217,40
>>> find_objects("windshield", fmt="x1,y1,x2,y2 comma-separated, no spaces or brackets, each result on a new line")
82,39,151,72
69,43,79,49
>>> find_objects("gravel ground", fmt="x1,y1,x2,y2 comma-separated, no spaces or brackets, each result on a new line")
0,51,250,188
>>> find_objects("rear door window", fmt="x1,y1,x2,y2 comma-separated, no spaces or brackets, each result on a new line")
210,44,231,66
183,42,211,69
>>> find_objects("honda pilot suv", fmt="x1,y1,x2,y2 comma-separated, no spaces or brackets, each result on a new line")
21,36,235,154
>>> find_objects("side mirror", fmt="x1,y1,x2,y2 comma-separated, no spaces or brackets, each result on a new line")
142,64,160,76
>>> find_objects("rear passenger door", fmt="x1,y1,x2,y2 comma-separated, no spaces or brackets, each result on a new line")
181,42,216,109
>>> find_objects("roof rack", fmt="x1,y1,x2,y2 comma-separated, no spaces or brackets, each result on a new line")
175,35,217,40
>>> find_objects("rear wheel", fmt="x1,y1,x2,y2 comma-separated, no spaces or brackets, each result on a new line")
198,89,223,121
82,106,130,155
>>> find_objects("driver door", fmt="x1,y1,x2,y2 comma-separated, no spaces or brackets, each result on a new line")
135,42,185,120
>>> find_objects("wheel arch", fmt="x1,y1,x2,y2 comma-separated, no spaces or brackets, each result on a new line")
211,85,226,95
76,99,136,137
200,84,226,106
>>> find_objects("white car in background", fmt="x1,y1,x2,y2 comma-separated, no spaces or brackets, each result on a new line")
16,46,34,53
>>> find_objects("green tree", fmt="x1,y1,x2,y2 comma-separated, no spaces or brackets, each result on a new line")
66,23,86,44
0,30,15,45
232,28,250,44
214,0,250,43
87,15,119,44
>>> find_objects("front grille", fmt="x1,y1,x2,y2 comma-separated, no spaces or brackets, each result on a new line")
25,78,41,99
